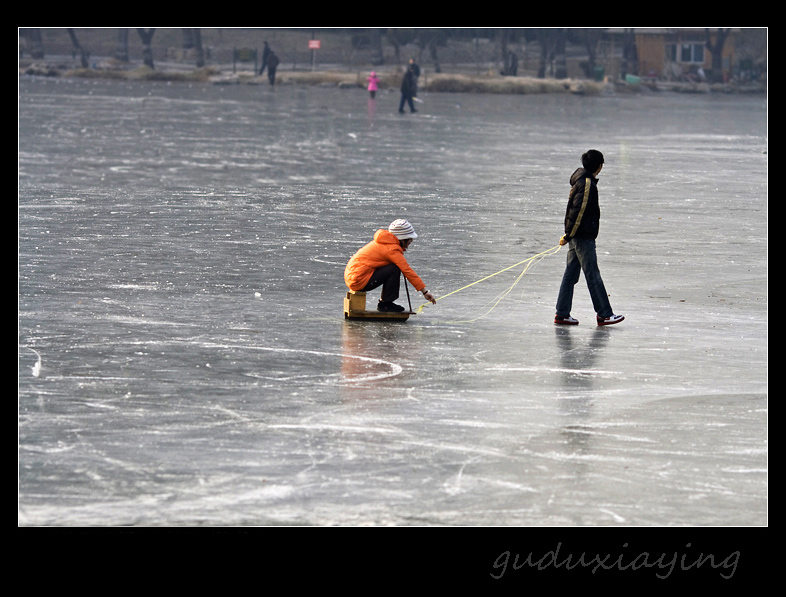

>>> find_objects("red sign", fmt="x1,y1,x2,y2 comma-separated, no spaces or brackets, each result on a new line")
308,40,321,50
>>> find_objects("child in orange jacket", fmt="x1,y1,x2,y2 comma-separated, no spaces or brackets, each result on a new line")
345,219,436,312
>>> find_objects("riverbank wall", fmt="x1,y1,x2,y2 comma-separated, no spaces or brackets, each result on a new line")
20,59,766,96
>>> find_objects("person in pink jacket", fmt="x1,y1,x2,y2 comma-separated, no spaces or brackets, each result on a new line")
367,71,380,99
345,219,436,312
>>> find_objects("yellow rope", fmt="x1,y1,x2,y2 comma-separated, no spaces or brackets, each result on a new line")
415,244,562,322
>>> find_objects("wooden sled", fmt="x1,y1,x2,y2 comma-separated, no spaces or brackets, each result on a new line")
343,291,413,321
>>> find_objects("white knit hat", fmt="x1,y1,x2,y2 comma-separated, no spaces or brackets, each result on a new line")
388,219,418,239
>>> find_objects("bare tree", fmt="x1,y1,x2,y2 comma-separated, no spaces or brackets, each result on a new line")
67,28,89,68
416,29,445,73
553,28,567,78
575,28,605,75
499,28,517,76
181,28,205,67
537,29,567,79
137,28,156,69
387,28,414,65
20,28,44,59
705,28,731,83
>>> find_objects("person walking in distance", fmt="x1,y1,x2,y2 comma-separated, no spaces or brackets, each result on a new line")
259,41,270,75
367,71,380,99
554,149,624,326
398,65,418,114
408,58,420,95
266,50,280,85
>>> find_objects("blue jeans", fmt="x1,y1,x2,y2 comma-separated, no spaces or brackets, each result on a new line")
555,238,613,318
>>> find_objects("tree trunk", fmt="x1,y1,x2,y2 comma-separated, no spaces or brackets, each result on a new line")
415,29,442,73
20,28,44,59
581,28,604,74
537,29,559,78
500,28,513,75
705,28,730,83
67,28,89,68
553,29,567,79
137,28,156,69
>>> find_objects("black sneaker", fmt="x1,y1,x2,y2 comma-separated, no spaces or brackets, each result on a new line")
378,301,405,313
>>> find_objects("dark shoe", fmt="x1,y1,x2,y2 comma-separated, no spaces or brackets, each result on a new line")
378,301,405,313
597,314,624,326
555,314,579,325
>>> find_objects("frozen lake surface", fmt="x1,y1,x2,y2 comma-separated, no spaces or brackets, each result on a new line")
19,76,767,526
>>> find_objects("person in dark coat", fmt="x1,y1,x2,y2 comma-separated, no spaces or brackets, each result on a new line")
398,65,418,114
259,41,270,75
266,50,279,85
554,149,624,326
408,58,420,95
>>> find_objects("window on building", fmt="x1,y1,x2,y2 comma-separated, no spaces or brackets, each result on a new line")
667,42,705,65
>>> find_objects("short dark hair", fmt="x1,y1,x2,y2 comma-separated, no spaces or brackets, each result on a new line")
582,149,605,173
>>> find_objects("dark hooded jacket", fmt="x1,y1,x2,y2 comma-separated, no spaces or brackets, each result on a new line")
400,67,416,95
563,167,601,240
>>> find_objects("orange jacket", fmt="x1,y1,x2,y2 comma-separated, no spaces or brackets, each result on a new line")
344,229,426,292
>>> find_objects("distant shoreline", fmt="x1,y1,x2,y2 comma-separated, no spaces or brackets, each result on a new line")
20,62,766,96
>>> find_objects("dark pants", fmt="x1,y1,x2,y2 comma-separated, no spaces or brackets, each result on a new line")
555,238,613,318
399,92,415,113
362,264,401,302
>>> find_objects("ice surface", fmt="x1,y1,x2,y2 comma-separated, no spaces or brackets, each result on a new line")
18,77,766,526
